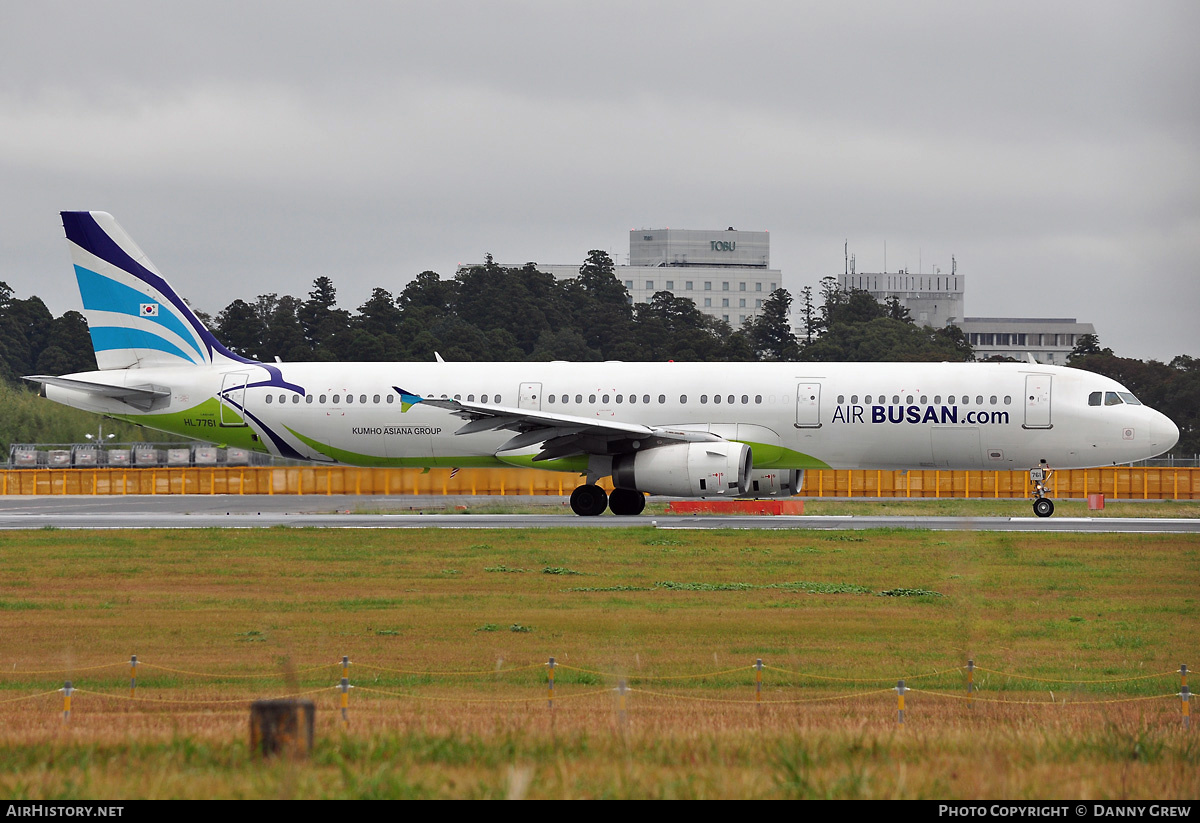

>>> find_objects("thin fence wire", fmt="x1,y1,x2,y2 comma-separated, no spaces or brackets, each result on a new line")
1,657,1187,723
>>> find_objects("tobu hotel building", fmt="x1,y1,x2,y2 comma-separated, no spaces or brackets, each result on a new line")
457,228,784,328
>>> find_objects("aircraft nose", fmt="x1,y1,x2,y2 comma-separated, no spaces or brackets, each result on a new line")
1153,411,1180,453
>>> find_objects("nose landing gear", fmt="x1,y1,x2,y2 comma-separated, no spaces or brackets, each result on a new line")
1029,460,1055,518
1033,497,1055,518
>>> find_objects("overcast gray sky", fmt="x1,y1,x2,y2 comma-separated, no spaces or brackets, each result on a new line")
2,1,1197,360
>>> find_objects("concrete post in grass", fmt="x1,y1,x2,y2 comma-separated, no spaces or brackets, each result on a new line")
967,659,975,706
755,659,763,705
61,681,72,722
129,655,137,698
250,699,315,758
896,680,906,724
547,657,556,710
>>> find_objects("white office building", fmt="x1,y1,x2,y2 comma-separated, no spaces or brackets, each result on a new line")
835,260,1095,364
458,228,784,328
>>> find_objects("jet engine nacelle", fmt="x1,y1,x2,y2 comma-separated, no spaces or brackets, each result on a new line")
611,441,752,497
740,469,804,498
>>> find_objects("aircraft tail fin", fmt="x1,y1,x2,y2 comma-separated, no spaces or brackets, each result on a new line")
61,211,252,370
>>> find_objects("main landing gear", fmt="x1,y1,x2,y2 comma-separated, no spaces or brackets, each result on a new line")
608,487,647,516
569,485,646,516
570,484,608,517
1033,497,1055,518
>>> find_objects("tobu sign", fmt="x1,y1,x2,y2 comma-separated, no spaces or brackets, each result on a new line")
710,241,737,251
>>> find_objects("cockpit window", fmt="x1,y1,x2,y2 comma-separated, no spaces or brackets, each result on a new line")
1105,391,1123,406
1089,391,1101,406
1118,392,1142,406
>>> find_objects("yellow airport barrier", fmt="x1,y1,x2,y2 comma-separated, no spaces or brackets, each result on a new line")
800,467,1199,500
0,466,1196,499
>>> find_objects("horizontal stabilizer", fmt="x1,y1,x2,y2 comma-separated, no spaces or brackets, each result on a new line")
25,375,171,411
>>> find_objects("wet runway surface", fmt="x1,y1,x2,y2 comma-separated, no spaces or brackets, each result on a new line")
1,496,1197,532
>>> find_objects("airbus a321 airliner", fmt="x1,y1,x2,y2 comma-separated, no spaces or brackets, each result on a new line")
27,212,1180,517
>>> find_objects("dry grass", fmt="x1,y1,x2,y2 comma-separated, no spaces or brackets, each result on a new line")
0,527,1196,798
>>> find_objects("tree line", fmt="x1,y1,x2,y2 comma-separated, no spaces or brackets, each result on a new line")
0,252,1194,454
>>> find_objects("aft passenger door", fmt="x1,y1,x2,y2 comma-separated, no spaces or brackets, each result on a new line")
220,372,249,427
1023,374,1053,429
795,382,821,428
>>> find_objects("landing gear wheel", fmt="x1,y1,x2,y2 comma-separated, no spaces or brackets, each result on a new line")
570,484,609,517
1033,498,1054,518
608,488,646,516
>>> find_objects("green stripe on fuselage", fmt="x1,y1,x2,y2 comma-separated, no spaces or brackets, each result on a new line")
110,397,267,451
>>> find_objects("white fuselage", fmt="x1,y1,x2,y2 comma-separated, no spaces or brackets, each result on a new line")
46,360,1179,473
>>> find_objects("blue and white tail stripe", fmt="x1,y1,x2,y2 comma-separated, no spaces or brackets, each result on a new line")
62,211,253,370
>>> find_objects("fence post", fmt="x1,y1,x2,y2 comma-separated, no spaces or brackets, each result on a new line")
896,680,906,724
130,655,138,698
340,656,351,727
547,657,556,710
967,659,975,707
61,681,73,722
1182,664,1190,730
755,658,763,705
617,678,628,728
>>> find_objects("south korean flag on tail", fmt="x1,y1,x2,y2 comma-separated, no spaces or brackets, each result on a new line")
140,303,159,317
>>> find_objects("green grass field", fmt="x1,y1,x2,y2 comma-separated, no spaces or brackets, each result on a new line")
0,526,1196,799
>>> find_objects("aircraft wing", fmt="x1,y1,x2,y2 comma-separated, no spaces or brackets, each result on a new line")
25,375,171,412
406,388,720,462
